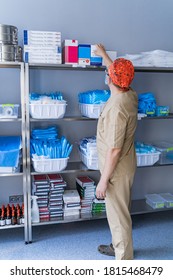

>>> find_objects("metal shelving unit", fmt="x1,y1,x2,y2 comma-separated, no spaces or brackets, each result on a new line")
25,63,173,243
0,62,28,242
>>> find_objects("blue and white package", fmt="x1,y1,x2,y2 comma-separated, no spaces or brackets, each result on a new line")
78,90,110,104
30,126,72,159
138,92,157,116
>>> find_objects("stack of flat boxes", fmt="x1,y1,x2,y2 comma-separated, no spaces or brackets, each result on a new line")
76,176,96,218
32,174,66,222
63,190,81,220
23,30,62,64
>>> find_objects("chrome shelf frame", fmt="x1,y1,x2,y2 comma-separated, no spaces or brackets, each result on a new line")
0,62,28,243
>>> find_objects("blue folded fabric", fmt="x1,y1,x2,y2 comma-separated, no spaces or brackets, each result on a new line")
0,136,21,167
78,90,110,104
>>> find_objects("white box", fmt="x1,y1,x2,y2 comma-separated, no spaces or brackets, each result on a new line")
136,152,160,166
79,103,106,118
32,158,68,173
24,46,61,53
29,103,66,119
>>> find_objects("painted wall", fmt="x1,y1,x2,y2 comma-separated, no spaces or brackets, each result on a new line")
0,0,173,203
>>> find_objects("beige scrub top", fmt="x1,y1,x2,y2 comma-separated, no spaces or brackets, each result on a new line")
96,88,138,178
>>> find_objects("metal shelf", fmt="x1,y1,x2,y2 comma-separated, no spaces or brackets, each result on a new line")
135,66,173,73
30,161,173,175
28,63,106,71
30,116,97,122
139,113,173,120
0,172,23,177
131,199,173,215
32,199,173,227
0,62,23,69
0,224,24,230
0,118,22,122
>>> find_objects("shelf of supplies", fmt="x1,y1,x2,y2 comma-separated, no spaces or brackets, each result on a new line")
131,199,173,214
139,113,173,120
27,63,173,73
32,199,173,227
0,224,24,230
30,116,97,122
30,160,173,175
28,63,106,71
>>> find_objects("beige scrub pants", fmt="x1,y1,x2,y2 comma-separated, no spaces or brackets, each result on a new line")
105,173,134,260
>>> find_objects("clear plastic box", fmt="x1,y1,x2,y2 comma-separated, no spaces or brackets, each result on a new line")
79,103,105,118
136,152,160,166
32,157,68,173
29,103,67,119
159,193,173,208
0,104,19,118
79,151,99,170
152,141,173,165
145,193,165,209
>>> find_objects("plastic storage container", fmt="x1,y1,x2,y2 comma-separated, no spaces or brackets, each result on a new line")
29,103,67,119
79,152,99,170
136,152,160,166
155,106,169,117
0,104,19,118
159,193,173,208
145,194,165,209
152,141,173,165
32,157,68,173
79,103,105,118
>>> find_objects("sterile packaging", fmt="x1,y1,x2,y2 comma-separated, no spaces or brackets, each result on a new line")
90,45,102,66
24,52,62,63
23,30,61,46
62,39,78,64
0,104,19,118
78,44,90,65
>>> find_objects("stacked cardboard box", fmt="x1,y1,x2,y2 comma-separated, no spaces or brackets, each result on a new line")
23,30,62,64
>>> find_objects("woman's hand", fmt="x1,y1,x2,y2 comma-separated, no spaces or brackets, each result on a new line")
94,44,106,58
96,179,108,199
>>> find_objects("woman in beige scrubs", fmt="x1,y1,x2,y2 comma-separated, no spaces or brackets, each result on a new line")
95,45,138,260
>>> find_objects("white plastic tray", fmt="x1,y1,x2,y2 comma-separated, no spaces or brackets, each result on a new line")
79,103,105,118
136,152,160,166
29,103,66,119
79,152,99,170
32,157,68,173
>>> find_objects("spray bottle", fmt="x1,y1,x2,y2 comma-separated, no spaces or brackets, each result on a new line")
31,196,40,223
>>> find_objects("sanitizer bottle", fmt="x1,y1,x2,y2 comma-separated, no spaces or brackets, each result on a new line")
31,196,40,223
